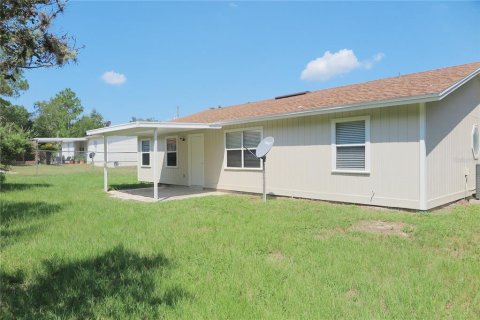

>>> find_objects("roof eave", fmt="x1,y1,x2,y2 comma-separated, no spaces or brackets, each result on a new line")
206,66,480,126
214,93,441,126
438,67,480,99
86,121,222,136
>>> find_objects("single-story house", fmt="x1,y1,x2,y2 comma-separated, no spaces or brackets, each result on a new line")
87,62,480,210
33,135,138,167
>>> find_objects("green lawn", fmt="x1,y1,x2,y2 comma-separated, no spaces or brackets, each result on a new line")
1,165,479,319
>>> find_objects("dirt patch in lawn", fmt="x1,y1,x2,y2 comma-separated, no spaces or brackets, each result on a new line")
267,251,286,263
314,228,345,240
345,288,362,304
350,220,414,238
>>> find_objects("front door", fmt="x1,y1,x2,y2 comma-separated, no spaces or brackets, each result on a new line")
189,134,204,186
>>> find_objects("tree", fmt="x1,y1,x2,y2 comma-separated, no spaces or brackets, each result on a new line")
0,100,32,166
130,116,158,122
0,122,31,166
0,0,79,84
0,100,32,130
0,69,28,99
71,109,104,137
33,88,83,137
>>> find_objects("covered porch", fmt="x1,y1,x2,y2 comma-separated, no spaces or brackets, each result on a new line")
86,121,222,200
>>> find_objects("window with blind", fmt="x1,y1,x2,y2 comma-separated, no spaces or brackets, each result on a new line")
332,117,370,172
141,140,150,166
225,129,262,169
166,137,177,167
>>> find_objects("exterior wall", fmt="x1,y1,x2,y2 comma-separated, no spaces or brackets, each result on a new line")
137,134,189,184
61,142,76,159
88,136,138,167
426,76,480,209
61,141,86,159
138,104,422,209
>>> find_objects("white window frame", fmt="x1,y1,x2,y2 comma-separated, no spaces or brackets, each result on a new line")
331,116,371,174
224,127,263,170
165,136,178,168
140,139,151,168
472,125,480,160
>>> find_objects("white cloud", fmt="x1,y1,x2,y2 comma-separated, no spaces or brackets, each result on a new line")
373,52,385,62
300,49,385,81
229,2,239,8
101,71,127,85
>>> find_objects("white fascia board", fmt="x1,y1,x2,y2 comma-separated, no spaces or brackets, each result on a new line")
86,121,222,136
438,67,480,99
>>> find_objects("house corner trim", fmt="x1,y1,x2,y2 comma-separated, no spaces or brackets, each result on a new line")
419,103,427,210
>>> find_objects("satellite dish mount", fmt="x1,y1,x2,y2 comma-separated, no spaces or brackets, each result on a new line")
246,136,274,202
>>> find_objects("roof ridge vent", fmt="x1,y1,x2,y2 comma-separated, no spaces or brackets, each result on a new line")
275,91,310,100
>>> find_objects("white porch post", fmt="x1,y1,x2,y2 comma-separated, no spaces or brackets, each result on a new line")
103,135,108,192
153,128,159,199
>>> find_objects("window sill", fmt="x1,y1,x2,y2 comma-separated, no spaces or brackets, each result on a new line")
331,170,370,175
166,166,178,169
224,167,262,171
141,165,151,168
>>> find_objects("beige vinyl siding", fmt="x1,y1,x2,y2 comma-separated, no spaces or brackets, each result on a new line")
88,136,137,167
137,134,189,184
426,76,480,209
209,105,420,209
137,104,421,209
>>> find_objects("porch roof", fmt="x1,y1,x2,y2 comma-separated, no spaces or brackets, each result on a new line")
86,121,222,137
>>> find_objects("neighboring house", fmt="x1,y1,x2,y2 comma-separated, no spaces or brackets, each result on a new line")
87,62,480,210
61,137,88,161
33,136,138,167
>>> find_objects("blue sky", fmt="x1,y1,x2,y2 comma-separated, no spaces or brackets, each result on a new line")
12,1,480,124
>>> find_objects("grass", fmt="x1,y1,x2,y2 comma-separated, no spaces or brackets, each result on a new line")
1,165,480,319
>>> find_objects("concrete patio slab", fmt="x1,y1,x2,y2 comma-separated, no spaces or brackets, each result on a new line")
108,185,229,202
469,198,480,205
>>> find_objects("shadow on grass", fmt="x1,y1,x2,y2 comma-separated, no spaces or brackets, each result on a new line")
1,201,62,249
109,182,153,191
0,201,62,225
0,182,51,193
1,225,42,249
1,246,189,319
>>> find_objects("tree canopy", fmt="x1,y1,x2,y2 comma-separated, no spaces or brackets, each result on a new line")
70,109,104,137
0,101,32,166
33,88,83,137
130,116,158,122
32,88,105,137
0,0,79,83
0,0,81,167
0,100,32,130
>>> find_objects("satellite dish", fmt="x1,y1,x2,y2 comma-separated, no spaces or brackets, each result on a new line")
256,137,274,158
89,152,95,159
